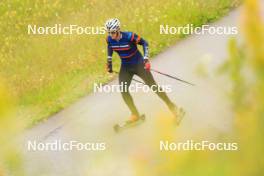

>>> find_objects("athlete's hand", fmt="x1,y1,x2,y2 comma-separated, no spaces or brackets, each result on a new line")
106,61,113,73
144,59,151,72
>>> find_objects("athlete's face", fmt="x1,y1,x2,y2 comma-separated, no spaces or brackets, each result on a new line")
109,31,120,40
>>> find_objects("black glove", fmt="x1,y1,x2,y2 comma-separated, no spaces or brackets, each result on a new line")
106,61,113,73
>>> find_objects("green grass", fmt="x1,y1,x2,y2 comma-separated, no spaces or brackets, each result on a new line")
0,0,240,126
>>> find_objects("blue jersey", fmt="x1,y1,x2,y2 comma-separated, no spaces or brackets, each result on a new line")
106,31,149,65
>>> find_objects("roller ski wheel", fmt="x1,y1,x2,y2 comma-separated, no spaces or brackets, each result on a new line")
113,114,145,133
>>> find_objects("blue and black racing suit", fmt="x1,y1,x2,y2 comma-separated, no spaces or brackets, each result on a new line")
106,31,174,116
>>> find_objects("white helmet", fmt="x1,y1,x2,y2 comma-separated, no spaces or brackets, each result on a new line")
105,18,120,32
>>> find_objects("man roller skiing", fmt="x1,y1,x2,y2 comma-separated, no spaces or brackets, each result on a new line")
105,18,184,125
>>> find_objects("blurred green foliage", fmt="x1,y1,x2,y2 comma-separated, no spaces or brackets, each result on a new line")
0,79,26,176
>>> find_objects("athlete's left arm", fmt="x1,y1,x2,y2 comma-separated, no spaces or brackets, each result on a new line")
131,33,149,60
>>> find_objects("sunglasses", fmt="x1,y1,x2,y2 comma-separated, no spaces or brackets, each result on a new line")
108,31,117,35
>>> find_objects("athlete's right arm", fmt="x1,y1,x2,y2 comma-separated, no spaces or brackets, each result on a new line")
106,38,113,73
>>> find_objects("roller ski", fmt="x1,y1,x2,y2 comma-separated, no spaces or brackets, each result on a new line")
169,104,185,126
113,114,146,133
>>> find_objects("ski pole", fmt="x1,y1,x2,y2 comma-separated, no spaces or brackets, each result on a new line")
112,71,146,85
150,68,195,86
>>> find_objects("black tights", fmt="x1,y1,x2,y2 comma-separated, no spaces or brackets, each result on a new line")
119,63,174,116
